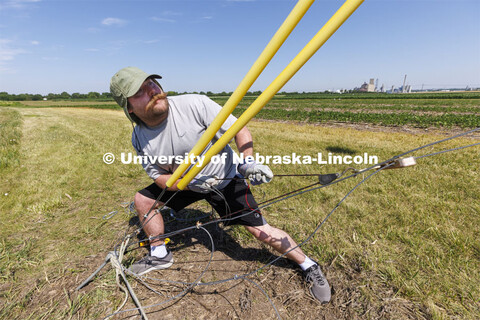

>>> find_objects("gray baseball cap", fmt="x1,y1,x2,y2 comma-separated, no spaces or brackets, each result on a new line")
110,66,162,122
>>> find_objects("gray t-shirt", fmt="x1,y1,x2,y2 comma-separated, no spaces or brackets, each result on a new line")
132,94,238,190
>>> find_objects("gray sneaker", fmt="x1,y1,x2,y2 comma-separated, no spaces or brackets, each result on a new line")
128,252,174,276
303,264,331,303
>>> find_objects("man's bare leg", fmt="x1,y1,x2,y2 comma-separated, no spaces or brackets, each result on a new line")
134,192,165,246
244,224,306,264
128,192,173,275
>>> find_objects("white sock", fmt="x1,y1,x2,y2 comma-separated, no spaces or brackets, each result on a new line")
150,244,168,258
299,256,317,271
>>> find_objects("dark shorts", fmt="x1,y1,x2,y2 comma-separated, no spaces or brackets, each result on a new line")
138,178,267,227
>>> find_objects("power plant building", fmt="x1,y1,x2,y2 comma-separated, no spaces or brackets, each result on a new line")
367,79,375,92
357,78,376,92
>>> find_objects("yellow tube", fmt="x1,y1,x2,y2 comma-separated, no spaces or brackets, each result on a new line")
177,0,364,190
165,0,315,188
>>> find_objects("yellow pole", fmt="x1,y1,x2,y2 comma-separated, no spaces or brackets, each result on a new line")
177,0,364,190
166,0,315,188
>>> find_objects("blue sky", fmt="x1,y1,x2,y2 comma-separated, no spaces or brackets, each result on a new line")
0,0,479,94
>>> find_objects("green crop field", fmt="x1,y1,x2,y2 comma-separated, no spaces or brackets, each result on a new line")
1,94,479,319
212,92,480,128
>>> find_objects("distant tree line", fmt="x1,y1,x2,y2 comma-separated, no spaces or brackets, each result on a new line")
0,91,115,101
0,90,328,101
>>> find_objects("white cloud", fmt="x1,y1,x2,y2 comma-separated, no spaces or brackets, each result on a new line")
101,17,127,27
150,10,182,23
0,48,26,61
0,39,26,74
150,17,175,23
84,48,99,52
0,0,41,10
0,39,26,62
192,15,214,24
0,65,15,73
31,40,39,45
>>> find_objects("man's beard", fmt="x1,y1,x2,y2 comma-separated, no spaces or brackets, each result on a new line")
145,92,168,113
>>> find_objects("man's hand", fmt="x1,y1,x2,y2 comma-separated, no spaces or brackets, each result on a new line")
238,161,273,185
187,174,221,193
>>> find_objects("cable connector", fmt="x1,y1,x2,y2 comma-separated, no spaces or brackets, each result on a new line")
376,156,417,170
318,167,359,185
318,173,339,185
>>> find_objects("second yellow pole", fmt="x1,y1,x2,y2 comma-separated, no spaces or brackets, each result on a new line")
177,0,364,190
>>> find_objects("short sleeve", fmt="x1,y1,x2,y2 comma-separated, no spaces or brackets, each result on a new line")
198,95,237,140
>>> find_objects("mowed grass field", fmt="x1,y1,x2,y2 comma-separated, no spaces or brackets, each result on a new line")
0,97,479,319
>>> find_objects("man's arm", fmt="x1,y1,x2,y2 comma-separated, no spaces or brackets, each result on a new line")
235,126,254,157
235,126,274,185
155,174,181,191
155,172,219,193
